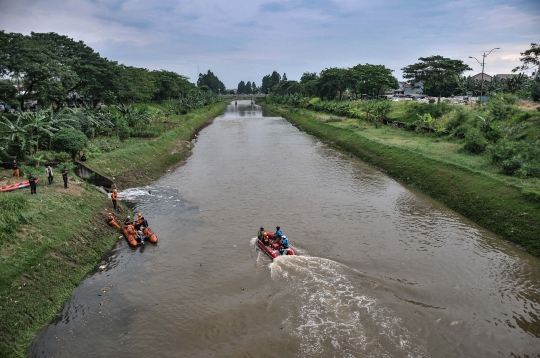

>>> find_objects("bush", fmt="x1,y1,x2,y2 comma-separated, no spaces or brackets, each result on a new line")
502,158,522,175
490,139,517,163
51,128,88,160
446,107,472,138
463,127,488,153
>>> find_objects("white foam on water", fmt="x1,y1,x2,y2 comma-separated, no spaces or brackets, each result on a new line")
270,256,428,357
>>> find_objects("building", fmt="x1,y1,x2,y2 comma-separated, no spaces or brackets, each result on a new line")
471,73,519,81
393,81,423,96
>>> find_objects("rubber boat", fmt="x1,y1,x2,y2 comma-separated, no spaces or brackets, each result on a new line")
123,225,158,247
257,231,296,259
0,178,40,192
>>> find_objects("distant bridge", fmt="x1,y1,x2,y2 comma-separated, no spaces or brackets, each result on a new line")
220,94,266,99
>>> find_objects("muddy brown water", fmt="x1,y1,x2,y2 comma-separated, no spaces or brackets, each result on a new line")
29,101,540,357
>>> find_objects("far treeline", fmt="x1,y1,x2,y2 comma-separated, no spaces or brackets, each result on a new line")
0,31,229,110
242,45,539,102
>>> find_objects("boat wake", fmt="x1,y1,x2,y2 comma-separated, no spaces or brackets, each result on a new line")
270,256,428,357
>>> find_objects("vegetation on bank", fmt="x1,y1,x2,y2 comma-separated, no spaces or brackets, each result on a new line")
265,93,540,183
0,100,226,358
258,98,540,257
0,178,122,358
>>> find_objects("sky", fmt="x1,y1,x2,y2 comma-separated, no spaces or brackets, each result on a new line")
0,0,539,88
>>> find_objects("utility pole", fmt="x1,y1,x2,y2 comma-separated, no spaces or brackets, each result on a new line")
469,47,500,104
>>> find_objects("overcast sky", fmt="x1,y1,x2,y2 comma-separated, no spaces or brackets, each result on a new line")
1,0,538,88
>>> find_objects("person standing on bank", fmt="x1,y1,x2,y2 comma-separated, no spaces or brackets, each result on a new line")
111,189,118,211
12,160,19,179
45,165,53,185
28,173,37,194
61,166,68,188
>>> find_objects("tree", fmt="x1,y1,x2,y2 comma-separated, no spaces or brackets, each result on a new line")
300,72,319,97
51,128,88,160
237,80,246,94
513,43,540,79
117,66,157,103
300,72,318,84
261,71,281,94
152,70,194,101
251,81,257,94
0,31,120,108
197,70,226,94
282,73,288,81
245,81,252,94
402,55,472,101
317,68,348,100
350,64,397,99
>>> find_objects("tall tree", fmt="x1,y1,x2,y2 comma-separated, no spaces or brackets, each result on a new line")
251,81,257,94
152,70,194,100
197,70,226,94
513,43,540,78
317,67,348,100
237,80,246,94
402,55,472,101
350,64,398,99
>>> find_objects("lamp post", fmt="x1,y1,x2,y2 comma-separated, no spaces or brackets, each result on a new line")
469,47,500,104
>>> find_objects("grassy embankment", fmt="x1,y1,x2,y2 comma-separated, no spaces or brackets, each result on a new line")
259,100,540,257
0,101,227,357
84,101,227,188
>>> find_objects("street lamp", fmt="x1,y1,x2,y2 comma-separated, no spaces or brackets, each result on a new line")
469,47,500,104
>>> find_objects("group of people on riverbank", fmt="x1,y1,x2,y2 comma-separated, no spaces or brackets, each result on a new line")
9,160,69,195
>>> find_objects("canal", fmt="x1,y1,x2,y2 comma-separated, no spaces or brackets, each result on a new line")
29,101,540,357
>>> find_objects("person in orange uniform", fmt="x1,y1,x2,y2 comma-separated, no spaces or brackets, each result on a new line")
106,212,121,229
12,160,19,179
111,189,118,211
134,213,148,230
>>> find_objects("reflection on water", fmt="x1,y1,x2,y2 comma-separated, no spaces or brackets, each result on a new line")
29,101,540,357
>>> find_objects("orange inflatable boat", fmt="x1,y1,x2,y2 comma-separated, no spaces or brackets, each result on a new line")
122,223,158,247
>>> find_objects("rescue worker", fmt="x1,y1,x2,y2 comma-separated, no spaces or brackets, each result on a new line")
61,166,68,188
45,165,53,185
278,236,289,255
262,232,270,246
111,189,118,210
134,213,148,230
274,226,283,240
28,173,37,195
280,235,289,250
126,222,140,243
124,216,132,229
106,212,121,229
257,227,265,240
12,160,19,179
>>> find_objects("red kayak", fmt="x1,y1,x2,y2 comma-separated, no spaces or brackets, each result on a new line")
0,179,40,192
257,231,296,259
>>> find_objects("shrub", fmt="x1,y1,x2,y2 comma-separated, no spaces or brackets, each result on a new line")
490,139,517,163
502,158,522,175
463,127,488,153
446,107,472,138
51,128,88,160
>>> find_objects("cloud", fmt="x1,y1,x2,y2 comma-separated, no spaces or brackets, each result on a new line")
0,0,537,86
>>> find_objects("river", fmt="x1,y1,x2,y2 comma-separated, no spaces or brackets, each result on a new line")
29,101,540,357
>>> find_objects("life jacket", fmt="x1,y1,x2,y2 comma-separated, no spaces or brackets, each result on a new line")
126,224,136,235
281,237,289,248
262,234,269,245
275,229,283,238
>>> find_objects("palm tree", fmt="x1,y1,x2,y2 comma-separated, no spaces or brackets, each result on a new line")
0,115,30,157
